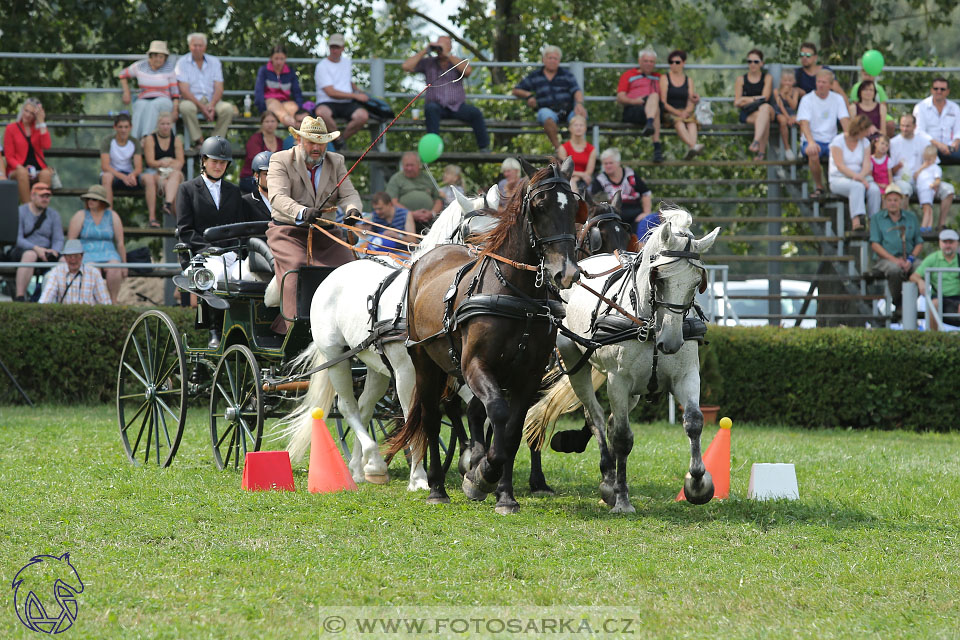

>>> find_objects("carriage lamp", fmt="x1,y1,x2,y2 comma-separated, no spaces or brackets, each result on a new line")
186,254,216,291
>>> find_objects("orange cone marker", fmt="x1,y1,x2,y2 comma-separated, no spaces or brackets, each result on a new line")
677,416,731,501
307,408,358,494
242,451,296,491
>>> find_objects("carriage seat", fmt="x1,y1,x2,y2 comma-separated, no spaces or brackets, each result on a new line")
202,221,271,244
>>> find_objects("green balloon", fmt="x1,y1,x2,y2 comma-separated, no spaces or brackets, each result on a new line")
418,133,444,164
862,49,884,77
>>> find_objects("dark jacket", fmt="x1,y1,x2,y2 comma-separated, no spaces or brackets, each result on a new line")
176,176,246,253
242,189,272,222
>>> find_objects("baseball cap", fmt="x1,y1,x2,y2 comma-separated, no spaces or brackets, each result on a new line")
31,182,52,195
884,183,904,197
939,228,959,241
61,239,84,255
328,34,345,48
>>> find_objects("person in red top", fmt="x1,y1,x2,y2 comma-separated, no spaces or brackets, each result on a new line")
617,49,664,163
4,97,54,203
557,114,596,190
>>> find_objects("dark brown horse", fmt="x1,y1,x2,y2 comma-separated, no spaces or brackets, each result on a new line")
388,158,580,513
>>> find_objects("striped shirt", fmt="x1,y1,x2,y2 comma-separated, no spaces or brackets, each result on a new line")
414,57,465,111
119,59,180,100
515,66,581,112
38,263,112,305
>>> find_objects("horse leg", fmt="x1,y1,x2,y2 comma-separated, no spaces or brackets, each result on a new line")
391,351,429,491
326,361,375,484
353,367,392,483
605,372,636,513
462,363,509,501
565,360,616,506
410,347,450,504
527,446,555,496
675,368,714,505
461,396,491,500
493,395,537,514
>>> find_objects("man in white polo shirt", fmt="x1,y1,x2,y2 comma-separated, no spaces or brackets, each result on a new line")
891,113,955,228
314,34,369,149
797,69,849,197
913,77,960,165
175,32,235,149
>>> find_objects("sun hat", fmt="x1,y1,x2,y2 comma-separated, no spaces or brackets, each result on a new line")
939,228,959,241
147,41,171,57
61,239,84,255
289,116,340,145
80,184,110,205
328,34,346,48
884,183,904,197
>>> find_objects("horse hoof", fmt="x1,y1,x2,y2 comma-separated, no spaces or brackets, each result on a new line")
365,472,389,485
461,477,488,501
611,501,636,514
683,470,715,505
495,503,520,515
407,480,430,492
458,451,472,477
599,482,616,507
426,495,451,505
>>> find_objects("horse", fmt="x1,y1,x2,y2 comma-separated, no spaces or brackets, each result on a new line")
525,207,720,513
388,157,580,514
276,190,489,489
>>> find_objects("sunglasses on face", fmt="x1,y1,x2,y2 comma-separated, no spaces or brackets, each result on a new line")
746,59,762,64
799,52,814,58
933,87,948,92
669,60,683,64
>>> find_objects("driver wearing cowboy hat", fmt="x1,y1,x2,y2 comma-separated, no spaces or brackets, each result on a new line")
266,115,362,333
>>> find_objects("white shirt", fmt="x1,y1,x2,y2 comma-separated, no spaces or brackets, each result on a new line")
203,175,221,209
828,133,870,180
890,131,935,182
916,164,942,190
797,91,848,142
109,138,137,173
913,96,960,145
315,56,354,104
175,53,224,101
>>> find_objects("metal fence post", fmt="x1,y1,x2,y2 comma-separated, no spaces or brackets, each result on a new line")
902,281,918,329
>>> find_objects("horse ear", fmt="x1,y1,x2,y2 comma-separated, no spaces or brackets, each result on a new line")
610,191,622,214
657,220,673,246
693,226,722,253
485,184,501,209
576,200,589,224
559,156,575,180
455,187,476,213
628,233,641,252
519,157,537,177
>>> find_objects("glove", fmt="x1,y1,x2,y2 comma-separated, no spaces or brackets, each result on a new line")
302,207,322,224
344,208,363,226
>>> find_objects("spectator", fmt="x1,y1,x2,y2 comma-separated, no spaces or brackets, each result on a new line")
402,35,490,152
591,147,656,237
869,184,923,317
143,111,185,221
557,115,596,190
4,97,53,204
254,43,304,129
848,80,885,139
365,191,414,255
797,69,850,198
99,113,154,223
794,42,845,97
11,183,63,302
513,45,587,151
314,34,370,149
891,114,936,194
240,111,282,194
734,49,775,161
241,151,273,221
828,114,882,231
283,109,310,149
175,32,234,149
913,77,960,165
849,67,895,138
910,228,960,329
38,240,111,305
386,151,442,232
440,164,465,207
914,144,955,231
870,135,892,193
772,70,804,160
659,49,703,160
616,48,663,163
66,185,126,303
0,143,5,177
498,158,523,201
119,40,180,140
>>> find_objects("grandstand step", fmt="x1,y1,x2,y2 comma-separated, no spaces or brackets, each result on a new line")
732,314,885,320
659,196,839,205
124,226,174,238
714,235,842,243
634,159,801,168
704,255,854,262
727,294,884,301
645,178,804,186
693,216,830,223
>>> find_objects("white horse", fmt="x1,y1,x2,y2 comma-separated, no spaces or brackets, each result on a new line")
277,188,498,489
525,207,720,512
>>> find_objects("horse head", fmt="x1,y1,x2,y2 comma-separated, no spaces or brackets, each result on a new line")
524,157,581,289
640,208,719,354
577,191,632,257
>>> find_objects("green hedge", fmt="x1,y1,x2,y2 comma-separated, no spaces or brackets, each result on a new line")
2,304,959,430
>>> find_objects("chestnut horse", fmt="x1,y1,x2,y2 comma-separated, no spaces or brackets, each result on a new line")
388,158,580,513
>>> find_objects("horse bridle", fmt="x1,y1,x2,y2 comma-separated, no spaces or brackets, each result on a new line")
648,235,707,317
576,210,631,257
521,164,577,287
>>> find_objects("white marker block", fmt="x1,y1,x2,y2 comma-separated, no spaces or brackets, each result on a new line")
747,463,799,500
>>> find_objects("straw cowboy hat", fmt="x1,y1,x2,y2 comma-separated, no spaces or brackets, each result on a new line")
289,116,340,144
147,40,171,57
80,184,111,204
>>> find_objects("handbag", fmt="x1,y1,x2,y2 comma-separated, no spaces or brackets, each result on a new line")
356,95,395,121
695,101,714,125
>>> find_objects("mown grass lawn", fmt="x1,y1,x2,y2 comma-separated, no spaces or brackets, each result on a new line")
1,405,958,639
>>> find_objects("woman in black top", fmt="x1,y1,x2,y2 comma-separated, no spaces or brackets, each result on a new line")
142,111,185,226
659,49,703,160
734,48,774,161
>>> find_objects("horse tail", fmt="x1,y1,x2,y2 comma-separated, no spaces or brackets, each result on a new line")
524,367,605,449
273,343,337,462
385,387,426,461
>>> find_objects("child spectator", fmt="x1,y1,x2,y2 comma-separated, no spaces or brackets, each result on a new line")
99,113,155,225
365,191,413,255
439,164,465,207
870,135,892,192
254,43,304,129
773,70,804,160
557,114,596,190
915,144,955,231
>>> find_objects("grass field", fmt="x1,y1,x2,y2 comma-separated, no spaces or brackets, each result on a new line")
1,405,958,639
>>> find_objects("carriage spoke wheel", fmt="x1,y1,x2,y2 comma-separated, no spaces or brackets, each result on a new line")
210,344,263,471
117,310,187,467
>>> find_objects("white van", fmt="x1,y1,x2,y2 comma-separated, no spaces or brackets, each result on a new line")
697,279,818,328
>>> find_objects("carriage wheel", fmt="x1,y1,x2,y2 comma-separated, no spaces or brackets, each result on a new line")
117,310,187,467
209,344,264,470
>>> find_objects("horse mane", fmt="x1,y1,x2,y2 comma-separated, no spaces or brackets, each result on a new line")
634,204,694,314
474,165,554,257
410,191,483,263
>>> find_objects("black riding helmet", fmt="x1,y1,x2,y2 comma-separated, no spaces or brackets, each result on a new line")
199,135,232,162
251,150,272,174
